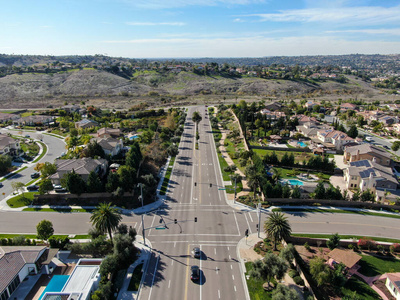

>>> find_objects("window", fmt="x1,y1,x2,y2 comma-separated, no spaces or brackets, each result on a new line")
350,184,353,187
0,290,9,300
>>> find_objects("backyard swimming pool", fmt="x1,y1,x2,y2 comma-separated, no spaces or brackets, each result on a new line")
287,179,304,186
297,142,306,147
39,275,69,300
129,135,139,140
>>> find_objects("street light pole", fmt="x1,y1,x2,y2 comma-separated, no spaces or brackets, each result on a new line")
234,176,237,204
257,202,261,238
138,183,146,245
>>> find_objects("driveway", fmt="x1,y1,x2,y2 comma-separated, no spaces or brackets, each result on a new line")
333,155,347,170
329,174,353,197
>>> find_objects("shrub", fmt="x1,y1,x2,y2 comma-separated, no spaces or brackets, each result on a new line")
357,238,376,251
377,244,385,253
12,235,26,246
49,236,70,250
289,269,299,278
304,242,311,251
0,238,7,245
392,243,400,253
348,244,354,251
293,276,305,286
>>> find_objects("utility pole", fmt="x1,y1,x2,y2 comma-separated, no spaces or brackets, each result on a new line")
257,202,261,238
234,176,237,204
138,183,146,245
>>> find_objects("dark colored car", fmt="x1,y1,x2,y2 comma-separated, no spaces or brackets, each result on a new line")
31,172,40,179
13,157,24,163
193,247,201,258
191,266,200,281
54,185,67,193
27,184,39,191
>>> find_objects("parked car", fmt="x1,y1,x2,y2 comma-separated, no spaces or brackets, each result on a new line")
190,266,200,281
30,172,40,179
25,134,30,138
0,182,3,188
13,157,24,163
53,185,67,193
27,184,39,191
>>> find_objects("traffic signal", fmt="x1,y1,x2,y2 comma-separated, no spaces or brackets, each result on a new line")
245,229,249,237
194,217,197,222
195,182,197,186
174,219,177,224
210,183,212,187
159,219,163,224
256,224,259,231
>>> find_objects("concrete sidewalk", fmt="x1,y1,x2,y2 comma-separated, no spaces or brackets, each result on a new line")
118,237,153,300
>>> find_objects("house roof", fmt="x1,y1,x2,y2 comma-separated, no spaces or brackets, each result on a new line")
387,273,400,291
49,158,107,180
90,137,122,151
345,143,391,159
340,103,357,109
348,159,397,185
328,248,361,269
76,119,98,126
0,246,46,293
97,127,121,137
0,134,17,149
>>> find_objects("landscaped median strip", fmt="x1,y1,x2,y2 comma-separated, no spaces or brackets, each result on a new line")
159,156,175,195
22,207,93,213
0,233,89,240
273,207,400,219
291,233,400,244
33,141,47,163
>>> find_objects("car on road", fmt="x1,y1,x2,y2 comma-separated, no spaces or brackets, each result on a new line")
13,157,24,163
25,134,30,138
27,184,39,191
192,247,201,258
190,266,200,281
30,172,40,179
383,145,390,150
0,182,3,188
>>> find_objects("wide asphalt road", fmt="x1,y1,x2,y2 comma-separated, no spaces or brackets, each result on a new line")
0,129,66,202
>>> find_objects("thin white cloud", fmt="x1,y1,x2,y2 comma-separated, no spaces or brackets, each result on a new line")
126,22,185,26
120,0,264,9
327,28,400,36
100,35,400,57
233,18,244,22
248,5,400,26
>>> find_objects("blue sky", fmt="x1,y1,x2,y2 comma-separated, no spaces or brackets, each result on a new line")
1,0,400,58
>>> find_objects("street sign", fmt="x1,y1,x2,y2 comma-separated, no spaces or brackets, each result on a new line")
155,227,166,230
218,188,226,190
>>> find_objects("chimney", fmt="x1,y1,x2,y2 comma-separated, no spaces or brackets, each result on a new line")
372,157,377,163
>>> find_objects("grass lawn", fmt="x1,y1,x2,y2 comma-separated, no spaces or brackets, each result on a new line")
0,234,68,239
216,151,231,181
225,181,243,194
128,263,144,291
273,208,400,220
291,233,400,244
245,262,273,300
72,234,91,239
341,275,382,300
7,192,38,208
33,141,47,163
358,255,400,277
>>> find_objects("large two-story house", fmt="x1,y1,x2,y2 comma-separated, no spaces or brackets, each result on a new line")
344,144,391,167
317,129,354,151
0,134,20,156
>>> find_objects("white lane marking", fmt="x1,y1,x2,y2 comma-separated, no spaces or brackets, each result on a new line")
171,260,174,266
232,275,235,280
200,244,203,300
227,247,230,251
230,265,233,270
244,213,252,234
218,290,220,299
233,212,241,236
234,286,237,292
214,248,216,255
147,255,160,300
168,280,171,288
229,255,231,260
216,267,219,274
248,212,253,223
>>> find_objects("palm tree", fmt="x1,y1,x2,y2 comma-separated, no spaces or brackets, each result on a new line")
90,202,122,244
245,164,262,199
264,212,292,251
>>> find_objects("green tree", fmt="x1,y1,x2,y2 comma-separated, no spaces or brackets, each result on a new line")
90,203,122,244
82,141,105,158
86,171,103,193
347,125,358,139
327,233,341,250
39,162,57,178
291,186,301,199
282,184,291,198
11,181,25,195
309,257,331,286
0,155,12,174
64,170,86,195
245,164,263,199
264,212,292,251
192,111,202,125
36,220,54,241
392,141,400,151
249,253,288,288
279,243,295,263
39,179,54,195
272,284,300,300
105,172,120,193
118,166,135,192
166,144,179,157
314,182,326,199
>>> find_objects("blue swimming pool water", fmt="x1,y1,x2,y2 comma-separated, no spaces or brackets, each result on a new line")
287,179,304,186
129,135,139,140
297,142,306,147
39,275,69,300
